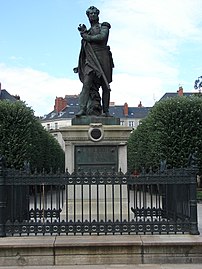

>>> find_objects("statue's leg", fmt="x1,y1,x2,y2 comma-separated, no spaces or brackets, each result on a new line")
87,80,102,116
102,84,110,116
77,73,94,116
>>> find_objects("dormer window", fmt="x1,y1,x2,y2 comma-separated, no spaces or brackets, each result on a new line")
59,111,65,117
50,112,56,118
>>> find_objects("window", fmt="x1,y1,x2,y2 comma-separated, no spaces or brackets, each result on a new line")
50,113,56,118
55,122,58,129
120,121,124,126
129,121,135,127
47,124,50,130
59,112,64,117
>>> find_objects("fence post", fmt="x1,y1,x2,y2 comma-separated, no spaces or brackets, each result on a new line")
0,156,6,237
189,169,200,235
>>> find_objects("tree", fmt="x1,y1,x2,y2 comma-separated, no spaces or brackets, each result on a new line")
0,100,64,171
128,96,202,172
0,101,34,168
194,76,202,93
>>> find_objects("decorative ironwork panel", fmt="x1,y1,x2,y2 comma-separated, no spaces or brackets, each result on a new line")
1,166,199,236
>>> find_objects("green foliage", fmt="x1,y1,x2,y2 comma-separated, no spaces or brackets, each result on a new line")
29,119,65,172
0,101,64,171
197,191,202,200
128,96,202,172
0,101,34,168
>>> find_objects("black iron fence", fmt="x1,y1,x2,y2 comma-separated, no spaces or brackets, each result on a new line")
0,157,199,236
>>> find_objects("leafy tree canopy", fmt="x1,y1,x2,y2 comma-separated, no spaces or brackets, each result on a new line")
0,100,64,172
128,96,202,172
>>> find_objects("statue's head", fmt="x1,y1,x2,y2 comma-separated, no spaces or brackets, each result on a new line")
86,6,100,23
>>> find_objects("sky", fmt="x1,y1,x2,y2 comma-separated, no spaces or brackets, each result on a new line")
0,0,202,116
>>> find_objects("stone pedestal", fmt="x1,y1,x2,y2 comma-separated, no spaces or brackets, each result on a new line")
60,184,129,221
60,116,132,173
59,116,132,221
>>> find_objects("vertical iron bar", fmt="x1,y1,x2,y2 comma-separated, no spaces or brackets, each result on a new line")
89,183,91,235
143,184,146,234
112,182,115,223
97,183,99,223
58,185,61,222
120,184,122,223
74,184,76,223
50,185,53,223
127,185,130,222
39,185,42,211
189,172,200,235
34,185,37,222
66,184,68,222
26,185,30,224
61,184,64,209
42,184,45,224
81,183,84,223
105,183,107,235
11,184,14,223
89,184,91,222
150,185,153,222
139,185,142,213
156,184,158,212
0,156,6,237
74,183,76,235
105,183,107,223
135,184,137,223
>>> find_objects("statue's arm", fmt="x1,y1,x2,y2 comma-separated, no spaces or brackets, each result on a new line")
89,27,109,42
82,22,111,43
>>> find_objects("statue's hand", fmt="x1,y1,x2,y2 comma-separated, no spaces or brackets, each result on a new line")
78,24,87,33
81,33,91,42
73,67,78,73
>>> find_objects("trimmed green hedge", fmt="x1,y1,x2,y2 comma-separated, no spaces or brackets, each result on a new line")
128,95,202,172
0,101,64,172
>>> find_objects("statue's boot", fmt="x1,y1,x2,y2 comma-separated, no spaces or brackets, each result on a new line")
76,109,86,117
101,111,112,117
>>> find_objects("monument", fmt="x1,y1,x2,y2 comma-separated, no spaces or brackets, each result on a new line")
60,5,132,173
74,5,114,117
59,6,132,221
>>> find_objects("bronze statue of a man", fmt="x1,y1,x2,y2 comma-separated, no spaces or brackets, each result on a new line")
75,6,114,117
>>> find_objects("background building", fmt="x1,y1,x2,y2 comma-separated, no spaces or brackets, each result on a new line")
41,95,150,131
0,83,18,102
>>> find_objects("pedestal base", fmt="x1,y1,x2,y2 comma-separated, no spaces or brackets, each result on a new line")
60,185,128,222
72,116,120,126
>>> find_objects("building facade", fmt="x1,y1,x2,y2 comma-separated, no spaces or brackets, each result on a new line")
41,95,150,131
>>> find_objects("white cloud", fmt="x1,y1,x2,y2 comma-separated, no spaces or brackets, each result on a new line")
101,0,202,64
99,0,202,101
110,73,164,107
9,56,24,61
0,64,81,116
1,0,202,116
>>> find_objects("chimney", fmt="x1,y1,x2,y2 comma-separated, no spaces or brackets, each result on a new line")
123,102,128,116
54,97,67,113
177,86,183,97
138,101,143,107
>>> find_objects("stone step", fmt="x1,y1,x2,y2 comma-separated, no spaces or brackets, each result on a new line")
0,235,202,267
0,265,202,269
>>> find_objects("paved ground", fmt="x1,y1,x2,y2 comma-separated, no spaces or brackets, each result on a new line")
0,265,201,269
